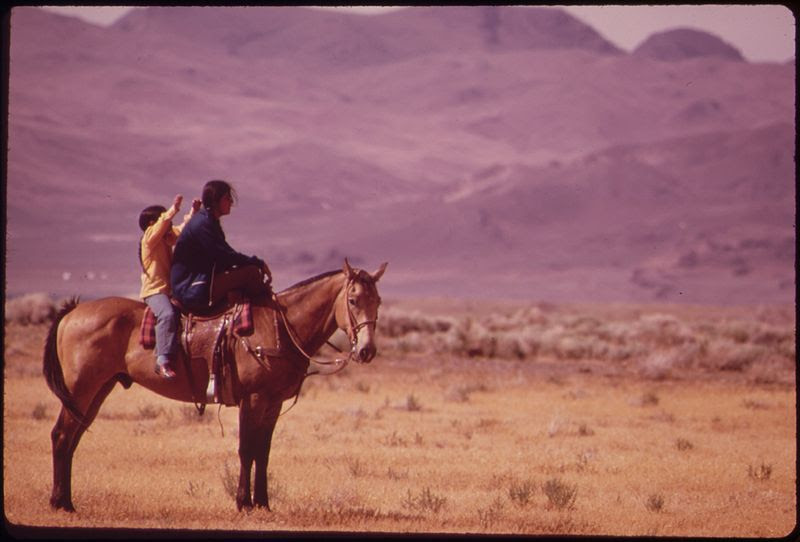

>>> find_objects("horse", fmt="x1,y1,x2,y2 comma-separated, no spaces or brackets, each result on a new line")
43,259,387,512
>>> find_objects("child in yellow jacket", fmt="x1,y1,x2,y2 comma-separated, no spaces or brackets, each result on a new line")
139,195,200,378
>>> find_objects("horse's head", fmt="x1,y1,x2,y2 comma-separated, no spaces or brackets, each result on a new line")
336,259,387,364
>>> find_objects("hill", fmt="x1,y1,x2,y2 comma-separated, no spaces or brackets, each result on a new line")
5,6,795,304
633,27,745,62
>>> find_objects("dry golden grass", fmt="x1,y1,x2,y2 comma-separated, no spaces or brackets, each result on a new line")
3,301,796,537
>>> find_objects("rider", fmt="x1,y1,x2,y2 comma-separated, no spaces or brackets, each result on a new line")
170,180,272,314
139,194,201,378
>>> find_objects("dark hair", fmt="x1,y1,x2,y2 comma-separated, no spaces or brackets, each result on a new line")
202,179,237,212
138,205,167,232
138,204,167,274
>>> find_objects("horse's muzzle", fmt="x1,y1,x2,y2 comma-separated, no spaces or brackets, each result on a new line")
357,344,376,364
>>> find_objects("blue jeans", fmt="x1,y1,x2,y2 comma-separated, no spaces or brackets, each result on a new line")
144,293,178,359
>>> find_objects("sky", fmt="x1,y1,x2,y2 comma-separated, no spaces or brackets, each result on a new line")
39,5,797,63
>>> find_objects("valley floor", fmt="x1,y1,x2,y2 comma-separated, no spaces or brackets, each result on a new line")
4,319,796,536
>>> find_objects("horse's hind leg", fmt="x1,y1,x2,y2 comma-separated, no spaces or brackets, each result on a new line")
50,378,118,511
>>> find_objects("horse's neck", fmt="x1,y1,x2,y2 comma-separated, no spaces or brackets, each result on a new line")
277,273,344,354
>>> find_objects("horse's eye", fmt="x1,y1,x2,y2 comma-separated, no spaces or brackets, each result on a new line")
348,298,357,306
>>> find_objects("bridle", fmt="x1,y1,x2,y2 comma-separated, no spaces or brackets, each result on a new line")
274,274,379,375
270,274,379,417
342,276,379,352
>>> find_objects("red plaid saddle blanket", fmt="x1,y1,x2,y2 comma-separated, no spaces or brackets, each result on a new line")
140,302,254,349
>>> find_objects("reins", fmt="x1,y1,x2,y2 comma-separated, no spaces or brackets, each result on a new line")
241,275,378,417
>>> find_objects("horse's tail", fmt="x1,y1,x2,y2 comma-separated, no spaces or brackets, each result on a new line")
42,297,88,425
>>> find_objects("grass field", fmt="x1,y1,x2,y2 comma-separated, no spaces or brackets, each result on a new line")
3,299,796,536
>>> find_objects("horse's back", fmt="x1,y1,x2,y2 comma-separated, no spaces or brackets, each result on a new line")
60,296,144,339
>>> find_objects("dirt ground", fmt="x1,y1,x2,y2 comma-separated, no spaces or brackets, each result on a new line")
3,314,796,537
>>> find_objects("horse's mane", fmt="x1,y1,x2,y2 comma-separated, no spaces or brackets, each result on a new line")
281,267,377,295
283,269,342,293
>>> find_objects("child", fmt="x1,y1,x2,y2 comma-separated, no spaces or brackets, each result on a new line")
139,195,201,378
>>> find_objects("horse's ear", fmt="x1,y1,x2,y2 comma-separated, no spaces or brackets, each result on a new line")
343,258,355,279
371,262,388,282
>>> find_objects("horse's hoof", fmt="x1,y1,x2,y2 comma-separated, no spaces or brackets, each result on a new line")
51,497,76,513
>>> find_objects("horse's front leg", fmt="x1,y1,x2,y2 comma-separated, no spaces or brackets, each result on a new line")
236,396,256,510
252,398,282,509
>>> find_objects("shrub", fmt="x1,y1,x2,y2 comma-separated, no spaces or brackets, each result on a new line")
477,497,505,529
404,395,423,412
402,487,447,514
547,415,566,438
494,332,526,359
718,320,752,343
32,402,48,420
508,479,537,507
378,308,453,338
137,404,163,420
704,340,768,371
354,380,370,393
346,458,367,478
180,405,213,424
748,463,772,481
750,323,791,346
382,430,407,447
577,423,594,437
386,467,409,480
645,494,665,512
635,314,695,348
395,331,427,353
639,343,703,379
221,460,238,498
373,304,794,374
5,293,57,325
511,306,548,326
554,335,590,360
542,478,577,510
633,391,659,407
185,480,211,498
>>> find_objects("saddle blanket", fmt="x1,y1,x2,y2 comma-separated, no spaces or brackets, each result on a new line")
140,302,253,349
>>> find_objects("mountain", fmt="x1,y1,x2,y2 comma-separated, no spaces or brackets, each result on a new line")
5,6,795,305
110,6,622,68
633,28,745,62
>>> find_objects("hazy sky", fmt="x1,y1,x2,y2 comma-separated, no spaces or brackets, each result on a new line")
40,5,796,63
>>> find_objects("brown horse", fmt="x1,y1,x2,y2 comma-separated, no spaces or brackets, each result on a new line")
43,259,387,512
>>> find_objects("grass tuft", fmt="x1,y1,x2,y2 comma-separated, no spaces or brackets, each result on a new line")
221,460,238,499
346,458,367,478
542,478,577,510
404,394,423,412
402,487,447,515
32,402,48,420
477,496,505,529
748,463,772,481
508,478,537,508
137,404,163,420
646,494,665,512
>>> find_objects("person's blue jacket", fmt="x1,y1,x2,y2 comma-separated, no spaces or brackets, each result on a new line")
170,208,263,311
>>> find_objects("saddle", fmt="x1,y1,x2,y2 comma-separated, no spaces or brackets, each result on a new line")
140,295,281,410
140,301,253,350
